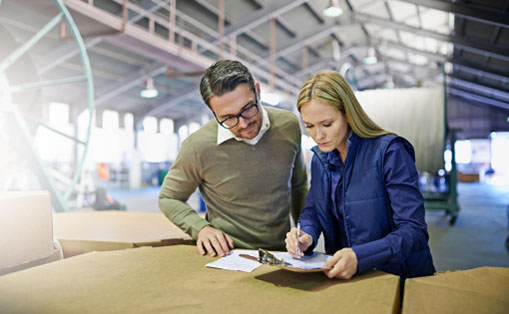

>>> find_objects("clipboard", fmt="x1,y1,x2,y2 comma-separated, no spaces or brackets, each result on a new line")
239,249,331,273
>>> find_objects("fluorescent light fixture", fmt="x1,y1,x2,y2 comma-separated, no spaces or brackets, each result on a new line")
140,78,158,98
323,0,343,17
262,92,282,106
362,47,378,65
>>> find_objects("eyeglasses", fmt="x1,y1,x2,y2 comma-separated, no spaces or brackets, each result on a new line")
214,92,259,129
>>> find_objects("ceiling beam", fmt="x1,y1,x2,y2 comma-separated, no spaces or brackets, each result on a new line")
385,40,446,62
135,86,202,121
251,0,297,38
448,76,509,102
448,73,509,94
303,1,326,24
76,62,167,112
37,0,167,76
450,57,509,83
192,0,268,49
36,38,102,75
448,86,509,110
269,23,355,60
354,12,509,60
402,0,509,27
223,0,308,37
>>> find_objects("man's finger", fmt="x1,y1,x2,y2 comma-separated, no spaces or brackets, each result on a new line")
209,237,225,257
222,233,234,251
197,240,206,256
203,239,217,257
211,237,227,257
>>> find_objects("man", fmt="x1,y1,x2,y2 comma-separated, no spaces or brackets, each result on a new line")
159,60,308,257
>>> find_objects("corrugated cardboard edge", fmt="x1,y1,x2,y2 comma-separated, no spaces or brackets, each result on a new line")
59,238,196,258
401,267,509,314
0,245,62,277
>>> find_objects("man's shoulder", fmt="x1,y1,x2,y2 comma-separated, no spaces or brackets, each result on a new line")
181,120,217,149
266,107,300,128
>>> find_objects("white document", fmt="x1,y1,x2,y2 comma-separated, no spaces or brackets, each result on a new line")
205,249,260,272
205,250,331,272
272,252,331,270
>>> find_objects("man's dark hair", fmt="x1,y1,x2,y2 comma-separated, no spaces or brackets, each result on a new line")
199,60,256,107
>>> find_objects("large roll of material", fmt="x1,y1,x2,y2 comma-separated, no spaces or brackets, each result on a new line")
355,88,445,173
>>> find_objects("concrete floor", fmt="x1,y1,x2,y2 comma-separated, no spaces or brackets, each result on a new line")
109,182,509,272
425,183,509,271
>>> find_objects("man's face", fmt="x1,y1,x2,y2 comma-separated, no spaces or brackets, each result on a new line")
209,83,263,140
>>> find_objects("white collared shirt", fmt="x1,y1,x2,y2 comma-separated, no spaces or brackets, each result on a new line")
217,105,271,145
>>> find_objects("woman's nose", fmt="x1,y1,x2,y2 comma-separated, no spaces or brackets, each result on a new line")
316,128,325,140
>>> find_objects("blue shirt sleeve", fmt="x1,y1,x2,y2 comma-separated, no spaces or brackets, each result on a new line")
352,138,430,274
298,157,322,254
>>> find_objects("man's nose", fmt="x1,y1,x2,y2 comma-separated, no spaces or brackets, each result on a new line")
238,116,250,128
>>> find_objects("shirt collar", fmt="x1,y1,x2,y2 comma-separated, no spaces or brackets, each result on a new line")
216,105,271,146
327,129,353,166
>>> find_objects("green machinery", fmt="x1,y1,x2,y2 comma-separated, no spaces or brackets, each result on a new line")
422,65,460,225
0,0,94,212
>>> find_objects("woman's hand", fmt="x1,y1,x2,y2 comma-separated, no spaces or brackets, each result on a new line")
324,248,358,279
285,227,313,258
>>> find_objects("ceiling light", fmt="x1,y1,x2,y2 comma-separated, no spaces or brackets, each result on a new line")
140,78,158,99
323,0,343,17
362,47,378,65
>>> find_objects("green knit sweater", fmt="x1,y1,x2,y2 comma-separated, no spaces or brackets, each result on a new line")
158,107,308,250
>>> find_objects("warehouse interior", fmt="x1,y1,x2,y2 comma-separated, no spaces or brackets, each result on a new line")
0,0,508,312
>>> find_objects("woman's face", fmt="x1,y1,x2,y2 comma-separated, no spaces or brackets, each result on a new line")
300,99,349,153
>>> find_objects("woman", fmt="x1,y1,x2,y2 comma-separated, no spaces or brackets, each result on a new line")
286,70,435,280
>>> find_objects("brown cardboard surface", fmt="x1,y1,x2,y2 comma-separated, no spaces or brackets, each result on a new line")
53,211,194,257
0,245,62,277
402,267,509,314
0,191,53,270
0,245,400,314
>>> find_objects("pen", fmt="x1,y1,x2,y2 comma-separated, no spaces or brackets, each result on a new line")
296,221,301,255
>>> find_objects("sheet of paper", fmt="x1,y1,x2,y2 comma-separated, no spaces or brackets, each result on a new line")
205,249,260,272
273,251,331,270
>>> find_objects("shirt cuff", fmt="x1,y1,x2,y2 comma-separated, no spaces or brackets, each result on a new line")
352,238,391,274
190,219,211,240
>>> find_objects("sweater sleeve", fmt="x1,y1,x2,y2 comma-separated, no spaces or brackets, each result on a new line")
352,139,430,274
158,141,210,240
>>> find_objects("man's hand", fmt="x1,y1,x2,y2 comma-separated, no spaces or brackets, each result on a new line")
285,227,313,258
197,226,234,257
324,248,358,279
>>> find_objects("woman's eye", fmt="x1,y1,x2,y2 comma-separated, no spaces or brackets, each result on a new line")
323,123,332,127
304,125,313,129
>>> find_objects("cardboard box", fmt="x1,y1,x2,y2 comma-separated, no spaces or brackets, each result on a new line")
53,211,194,257
0,245,400,314
402,267,509,314
0,191,56,272
0,242,62,276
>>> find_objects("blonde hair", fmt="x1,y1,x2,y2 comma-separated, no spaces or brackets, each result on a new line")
297,70,391,138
